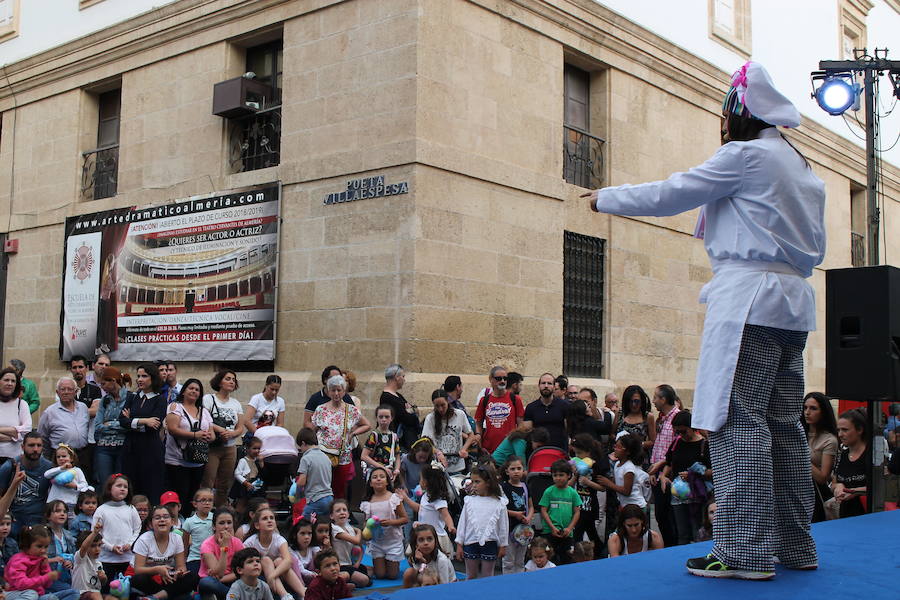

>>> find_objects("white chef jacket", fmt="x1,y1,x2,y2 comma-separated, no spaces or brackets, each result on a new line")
595,128,826,431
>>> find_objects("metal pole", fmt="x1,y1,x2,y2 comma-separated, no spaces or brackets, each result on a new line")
863,67,879,266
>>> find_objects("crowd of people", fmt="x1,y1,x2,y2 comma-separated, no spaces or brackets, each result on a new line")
0,356,890,600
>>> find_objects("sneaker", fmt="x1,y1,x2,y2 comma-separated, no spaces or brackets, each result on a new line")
686,554,775,580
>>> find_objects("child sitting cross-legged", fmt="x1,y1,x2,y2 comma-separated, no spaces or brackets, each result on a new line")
132,505,199,600
199,507,244,600
5,525,80,600
303,550,352,600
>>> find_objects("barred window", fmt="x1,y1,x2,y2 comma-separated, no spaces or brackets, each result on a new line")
563,231,605,377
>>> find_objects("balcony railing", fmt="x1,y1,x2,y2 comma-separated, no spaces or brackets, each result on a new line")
563,125,605,189
81,145,119,200
229,105,281,173
851,231,866,267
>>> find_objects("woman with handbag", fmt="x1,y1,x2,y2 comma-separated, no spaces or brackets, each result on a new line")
312,374,370,500
202,370,246,508
165,378,215,517
802,392,838,522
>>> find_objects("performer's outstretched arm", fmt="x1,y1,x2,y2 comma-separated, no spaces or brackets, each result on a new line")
585,142,743,217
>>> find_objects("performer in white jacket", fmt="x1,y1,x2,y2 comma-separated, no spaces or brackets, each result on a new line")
586,62,825,580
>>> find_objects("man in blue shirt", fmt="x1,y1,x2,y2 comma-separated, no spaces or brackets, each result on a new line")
0,432,52,534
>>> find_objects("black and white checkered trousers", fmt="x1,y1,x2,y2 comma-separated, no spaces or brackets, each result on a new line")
709,324,817,572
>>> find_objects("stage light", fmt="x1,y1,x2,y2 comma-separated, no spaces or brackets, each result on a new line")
813,76,860,115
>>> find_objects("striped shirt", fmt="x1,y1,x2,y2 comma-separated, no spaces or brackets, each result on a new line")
650,407,680,464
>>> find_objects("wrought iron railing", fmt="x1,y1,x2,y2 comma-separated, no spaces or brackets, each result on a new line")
81,145,119,200
563,231,605,377
230,106,281,172
563,125,605,189
851,231,866,267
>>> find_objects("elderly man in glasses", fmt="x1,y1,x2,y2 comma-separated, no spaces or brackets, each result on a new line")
473,366,524,454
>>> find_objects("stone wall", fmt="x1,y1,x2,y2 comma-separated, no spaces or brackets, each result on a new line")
0,0,896,429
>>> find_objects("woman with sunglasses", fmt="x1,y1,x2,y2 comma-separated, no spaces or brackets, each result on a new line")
614,385,656,468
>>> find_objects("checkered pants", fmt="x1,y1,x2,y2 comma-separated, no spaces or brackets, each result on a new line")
709,324,817,571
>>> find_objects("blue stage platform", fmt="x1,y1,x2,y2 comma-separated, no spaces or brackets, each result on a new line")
374,510,898,599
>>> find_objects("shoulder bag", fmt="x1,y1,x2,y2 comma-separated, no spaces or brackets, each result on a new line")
181,406,209,464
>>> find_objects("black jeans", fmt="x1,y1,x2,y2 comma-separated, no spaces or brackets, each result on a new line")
132,571,199,598
166,463,206,517
572,506,603,558
652,481,677,547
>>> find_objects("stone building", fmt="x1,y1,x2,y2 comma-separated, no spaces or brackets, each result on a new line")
0,0,897,426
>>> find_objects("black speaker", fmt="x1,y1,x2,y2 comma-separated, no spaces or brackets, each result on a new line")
825,265,900,402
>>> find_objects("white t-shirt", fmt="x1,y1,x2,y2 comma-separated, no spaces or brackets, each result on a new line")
614,460,647,508
331,522,355,566
243,533,287,559
133,531,184,570
248,394,286,424
202,395,244,447
525,559,557,571
417,493,449,536
72,551,102,592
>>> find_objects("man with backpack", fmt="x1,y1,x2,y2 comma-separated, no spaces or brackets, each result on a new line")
473,366,524,454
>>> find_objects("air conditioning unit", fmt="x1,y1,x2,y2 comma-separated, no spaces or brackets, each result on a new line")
212,76,272,118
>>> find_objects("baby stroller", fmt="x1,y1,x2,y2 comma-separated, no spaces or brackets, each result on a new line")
255,414,299,518
526,446,568,530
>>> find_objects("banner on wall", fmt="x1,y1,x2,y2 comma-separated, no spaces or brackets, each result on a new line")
59,184,280,361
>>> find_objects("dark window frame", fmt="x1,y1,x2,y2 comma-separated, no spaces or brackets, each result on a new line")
563,231,606,377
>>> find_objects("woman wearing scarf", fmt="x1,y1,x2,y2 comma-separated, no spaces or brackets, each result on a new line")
586,62,825,580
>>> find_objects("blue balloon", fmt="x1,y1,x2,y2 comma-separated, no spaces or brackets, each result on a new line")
672,477,691,500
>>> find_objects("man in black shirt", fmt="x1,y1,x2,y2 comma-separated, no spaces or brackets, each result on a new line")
303,365,355,429
523,373,569,449
380,364,420,450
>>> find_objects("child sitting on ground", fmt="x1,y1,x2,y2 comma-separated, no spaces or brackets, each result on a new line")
227,548,273,600
524,537,556,571
401,524,455,588
72,520,106,600
304,550,352,600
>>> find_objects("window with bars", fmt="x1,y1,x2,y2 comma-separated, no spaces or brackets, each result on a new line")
563,231,605,377
563,64,605,189
81,88,120,200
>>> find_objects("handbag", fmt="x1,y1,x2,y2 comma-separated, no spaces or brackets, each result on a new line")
181,407,209,464
321,405,349,467
207,395,230,448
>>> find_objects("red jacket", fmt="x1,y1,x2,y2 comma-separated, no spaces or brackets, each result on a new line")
304,576,352,600
5,552,54,594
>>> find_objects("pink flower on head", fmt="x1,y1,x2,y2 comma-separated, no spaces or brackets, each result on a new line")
731,62,751,103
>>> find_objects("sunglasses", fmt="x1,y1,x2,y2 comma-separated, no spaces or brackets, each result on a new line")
493,376,507,381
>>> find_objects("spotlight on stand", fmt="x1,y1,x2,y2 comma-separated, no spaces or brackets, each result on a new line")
811,72,860,115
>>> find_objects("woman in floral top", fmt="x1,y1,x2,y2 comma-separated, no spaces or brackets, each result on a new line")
312,375,370,499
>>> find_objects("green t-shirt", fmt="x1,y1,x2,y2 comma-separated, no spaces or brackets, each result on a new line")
21,378,40,414
491,437,527,467
539,484,582,535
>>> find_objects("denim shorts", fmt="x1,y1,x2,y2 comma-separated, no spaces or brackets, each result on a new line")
463,540,499,561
